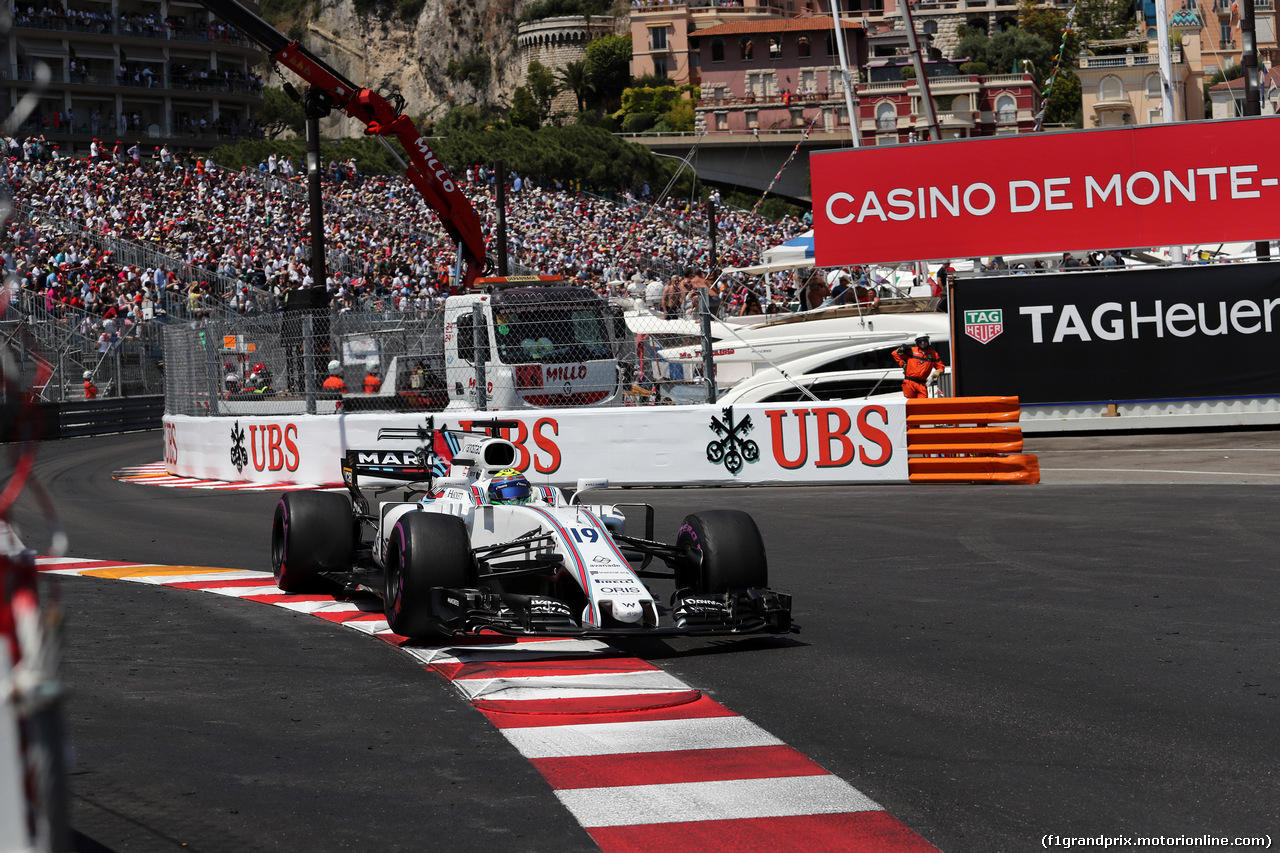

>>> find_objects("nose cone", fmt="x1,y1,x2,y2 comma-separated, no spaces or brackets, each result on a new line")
610,599,644,624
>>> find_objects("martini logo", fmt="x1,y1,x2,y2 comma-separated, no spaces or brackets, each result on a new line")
964,309,1004,344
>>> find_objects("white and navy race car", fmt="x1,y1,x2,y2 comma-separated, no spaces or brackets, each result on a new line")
270,419,792,641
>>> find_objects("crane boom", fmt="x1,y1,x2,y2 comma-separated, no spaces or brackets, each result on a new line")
198,0,488,286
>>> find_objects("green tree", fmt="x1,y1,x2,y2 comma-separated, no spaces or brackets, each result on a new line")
1073,0,1139,48
430,123,666,189
1204,63,1243,117
436,104,505,136
517,0,612,24
584,34,633,109
1041,71,1083,126
660,97,696,132
954,27,1055,82
1017,0,1078,57
615,84,698,132
526,61,559,124
556,60,594,113
446,50,491,89
258,86,306,138
508,86,541,130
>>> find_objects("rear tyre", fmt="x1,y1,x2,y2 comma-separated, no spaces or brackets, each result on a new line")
271,491,354,592
674,510,768,593
384,512,476,640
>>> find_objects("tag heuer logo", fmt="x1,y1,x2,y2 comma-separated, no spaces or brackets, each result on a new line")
964,309,1003,344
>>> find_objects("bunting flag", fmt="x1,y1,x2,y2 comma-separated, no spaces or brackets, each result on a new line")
1033,3,1078,132
752,112,822,216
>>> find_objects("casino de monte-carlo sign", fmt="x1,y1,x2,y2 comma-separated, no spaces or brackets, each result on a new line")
809,116,1280,267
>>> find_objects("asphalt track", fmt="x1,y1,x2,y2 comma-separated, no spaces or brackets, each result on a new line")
6,429,1280,852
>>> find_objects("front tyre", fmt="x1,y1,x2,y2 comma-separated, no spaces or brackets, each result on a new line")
271,491,354,592
675,510,768,593
384,512,476,640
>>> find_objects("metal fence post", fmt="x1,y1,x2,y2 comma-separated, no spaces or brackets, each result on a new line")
302,313,316,414
700,288,717,403
202,327,221,416
472,304,487,411
57,351,65,402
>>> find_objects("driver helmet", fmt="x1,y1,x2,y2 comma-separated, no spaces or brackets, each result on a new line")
327,359,341,374
488,468,531,505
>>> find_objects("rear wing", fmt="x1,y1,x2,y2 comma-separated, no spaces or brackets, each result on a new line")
343,417,523,497
341,448,434,487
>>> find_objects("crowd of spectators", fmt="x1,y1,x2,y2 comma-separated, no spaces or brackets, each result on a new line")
4,136,810,323
3,218,193,357
11,3,250,42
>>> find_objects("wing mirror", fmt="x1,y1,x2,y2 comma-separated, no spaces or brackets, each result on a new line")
570,477,609,504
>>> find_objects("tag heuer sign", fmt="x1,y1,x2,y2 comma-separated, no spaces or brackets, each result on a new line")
964,309,1003,344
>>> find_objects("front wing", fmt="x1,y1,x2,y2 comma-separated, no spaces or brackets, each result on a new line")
416,586,793,639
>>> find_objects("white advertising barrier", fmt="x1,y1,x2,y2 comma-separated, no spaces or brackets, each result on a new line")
163,400,909,487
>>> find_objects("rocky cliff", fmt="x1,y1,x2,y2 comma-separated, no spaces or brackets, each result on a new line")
280,0,526,134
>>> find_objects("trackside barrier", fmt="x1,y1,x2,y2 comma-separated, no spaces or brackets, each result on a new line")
0,396,165,442
905,397,1040,484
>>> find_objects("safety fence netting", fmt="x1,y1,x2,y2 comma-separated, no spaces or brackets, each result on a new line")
162,291,719,416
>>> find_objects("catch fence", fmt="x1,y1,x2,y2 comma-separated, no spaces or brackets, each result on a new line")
163,289,722,416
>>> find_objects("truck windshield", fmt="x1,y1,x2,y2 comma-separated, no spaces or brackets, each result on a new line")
492,305,612,365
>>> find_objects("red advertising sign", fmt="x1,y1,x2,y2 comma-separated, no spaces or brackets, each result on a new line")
811,116,1280,266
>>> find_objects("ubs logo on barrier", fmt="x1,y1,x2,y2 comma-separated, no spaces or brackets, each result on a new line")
230,422,301,472
706,406,759,475
965,309,1004,344
764,406,894,469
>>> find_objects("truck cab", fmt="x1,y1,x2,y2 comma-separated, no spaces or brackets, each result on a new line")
443,280,619,410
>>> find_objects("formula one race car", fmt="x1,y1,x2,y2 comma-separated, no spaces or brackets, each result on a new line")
270,419,792,640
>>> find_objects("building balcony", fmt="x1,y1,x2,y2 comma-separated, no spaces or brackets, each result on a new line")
2,68,264,99
1078,49,1182,69
632,0,792,16
9,116,259,143
912,0,964,12
982,108,1028,124
936,109,977,126
8,16,259,51
697,90,840,108
920,75,982,94
982,73,1033,85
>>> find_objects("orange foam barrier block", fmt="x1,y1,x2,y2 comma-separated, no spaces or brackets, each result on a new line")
908,454,1041,484
905,396,1022,425
906,426,1024,455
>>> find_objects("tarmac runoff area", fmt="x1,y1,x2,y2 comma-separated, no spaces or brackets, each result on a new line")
8,429,1279,853
1025,427,1280,484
